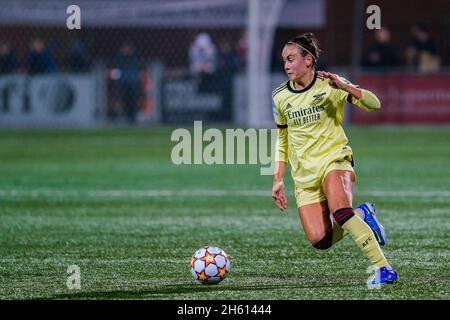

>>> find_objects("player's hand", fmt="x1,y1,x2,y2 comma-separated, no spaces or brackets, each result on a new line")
272,179,287,212
317,71,346,90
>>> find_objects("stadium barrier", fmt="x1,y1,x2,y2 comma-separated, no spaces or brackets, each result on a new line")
0,73,98,127
352,73,450,124
2,71,450,127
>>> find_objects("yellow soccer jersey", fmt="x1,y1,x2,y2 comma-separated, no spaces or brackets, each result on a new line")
272,72,356,189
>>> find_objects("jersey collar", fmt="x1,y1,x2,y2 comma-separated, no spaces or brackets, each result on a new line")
287,72,317,93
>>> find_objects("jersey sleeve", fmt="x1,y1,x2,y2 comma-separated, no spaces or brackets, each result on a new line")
349,89,381,111
332,75,381,111
272,96,287,128
275,127,289,163
271,96,288,162
331,75,359,105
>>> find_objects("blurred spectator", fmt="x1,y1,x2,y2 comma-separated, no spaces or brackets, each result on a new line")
68,38,91,72
0,42,17,74
217,39,239,72
115,42,141,124
189,32,217,75
363,27,399,70
235,30,247,72
26,38,56,75
405,22,440,73
189,32,217,93
217,39,238,120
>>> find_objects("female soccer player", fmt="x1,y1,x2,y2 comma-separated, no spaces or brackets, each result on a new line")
271,32,398,287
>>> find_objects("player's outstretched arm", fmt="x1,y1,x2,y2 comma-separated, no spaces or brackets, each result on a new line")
318,71,381,112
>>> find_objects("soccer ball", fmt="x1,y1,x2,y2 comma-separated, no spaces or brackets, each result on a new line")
190,246,231,285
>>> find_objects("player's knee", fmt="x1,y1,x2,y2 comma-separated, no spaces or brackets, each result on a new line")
312,232,333,250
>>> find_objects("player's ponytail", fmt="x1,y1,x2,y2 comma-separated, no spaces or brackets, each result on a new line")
287,32,321,66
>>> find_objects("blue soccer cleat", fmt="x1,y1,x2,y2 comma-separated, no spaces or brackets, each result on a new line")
367,266,398,289
357,202,387,246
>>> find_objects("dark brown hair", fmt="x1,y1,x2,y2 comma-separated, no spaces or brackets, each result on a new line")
286,32,321,65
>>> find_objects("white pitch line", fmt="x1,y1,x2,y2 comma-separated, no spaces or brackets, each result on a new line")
0,190,450,198
361,190,450,197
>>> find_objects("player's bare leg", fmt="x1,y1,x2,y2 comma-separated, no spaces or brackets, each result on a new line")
298,201,345,249
323,170,387,245
322,169,397,287
322,170,355,213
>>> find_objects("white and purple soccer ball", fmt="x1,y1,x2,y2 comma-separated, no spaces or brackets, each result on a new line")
190,246,231,285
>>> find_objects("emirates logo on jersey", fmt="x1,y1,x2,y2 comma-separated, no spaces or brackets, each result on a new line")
287,105,325,126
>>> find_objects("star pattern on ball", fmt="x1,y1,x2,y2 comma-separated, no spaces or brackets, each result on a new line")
190,256,196,268
201,252,216,267
196,270,208,282
217,266,227,278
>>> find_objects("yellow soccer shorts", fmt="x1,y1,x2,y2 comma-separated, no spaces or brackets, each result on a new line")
294,156,355,208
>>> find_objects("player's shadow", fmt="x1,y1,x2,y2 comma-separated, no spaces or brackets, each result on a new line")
47,284,279,299
47,279,356,300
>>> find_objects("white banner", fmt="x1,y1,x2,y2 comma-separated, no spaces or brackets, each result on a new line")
0,74,97,127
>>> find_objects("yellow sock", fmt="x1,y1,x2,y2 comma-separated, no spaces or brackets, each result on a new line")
331,223,346,246
341,214,389,268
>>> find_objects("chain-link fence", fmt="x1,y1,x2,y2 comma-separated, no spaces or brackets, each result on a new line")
1,0,449,127
0,0,290,127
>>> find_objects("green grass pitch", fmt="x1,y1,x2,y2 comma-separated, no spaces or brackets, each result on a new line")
0,126,449,299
